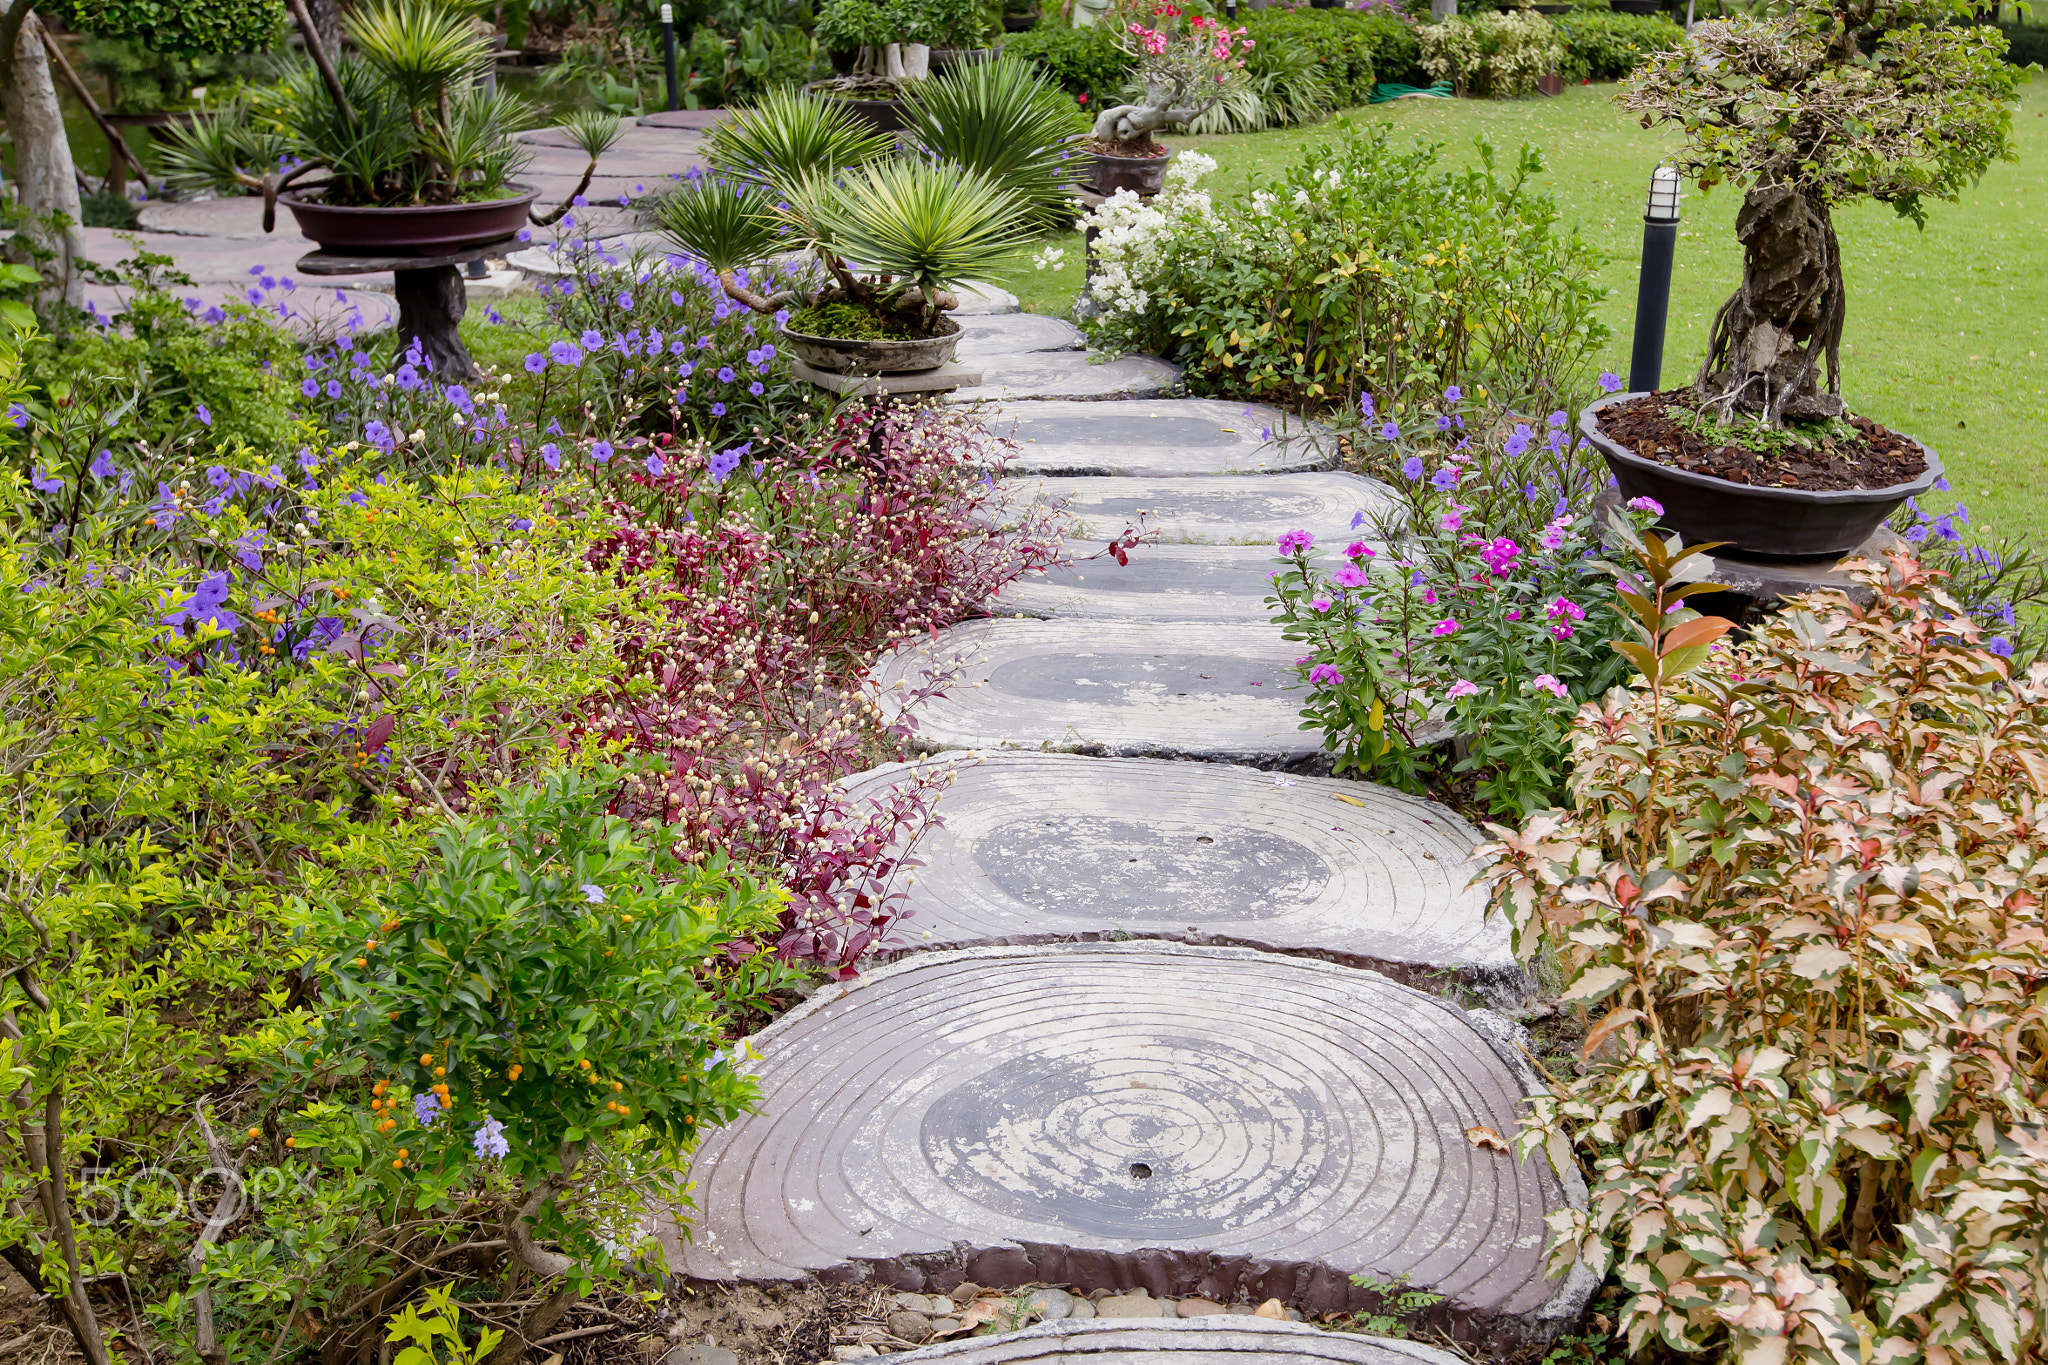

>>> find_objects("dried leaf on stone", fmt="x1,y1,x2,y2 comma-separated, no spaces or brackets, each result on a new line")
1465,1124,1510,1152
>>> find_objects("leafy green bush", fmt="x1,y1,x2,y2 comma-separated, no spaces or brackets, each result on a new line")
1485,543,2048,1365
43,0,284,57
1551,12,1682,82
1418,11,1565,98
1078,127,1608,414
1001,22,1130,100
1241,9,1426,101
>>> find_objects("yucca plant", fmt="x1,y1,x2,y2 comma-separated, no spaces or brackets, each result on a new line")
159,0,620,215
649,175,790,279
705,85,896,193
899,58,1085,231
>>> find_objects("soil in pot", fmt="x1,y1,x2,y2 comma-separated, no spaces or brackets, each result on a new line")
788,300,940,342
1595,392,1928,493
1085,136,1170,159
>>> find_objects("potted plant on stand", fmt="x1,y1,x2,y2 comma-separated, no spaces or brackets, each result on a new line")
925,0,1001,73
1579,0,2018,557
1084,0,1253,196
655,89,1040,374
810,0,930,132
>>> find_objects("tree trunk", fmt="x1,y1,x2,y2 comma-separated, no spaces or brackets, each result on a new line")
0,0,89,316
1694,181,1846,427
306,0,342,55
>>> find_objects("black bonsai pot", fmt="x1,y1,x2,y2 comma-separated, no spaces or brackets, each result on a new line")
802,81,904,135
784,315,961,375
279,183,540,254
1608,0,1666,12
1087,147,1173,196
1579,392,1944,559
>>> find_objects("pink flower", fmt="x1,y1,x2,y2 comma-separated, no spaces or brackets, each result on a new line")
1431,618,1459,637
1422,589,1437,606
1277,528,1314,554
1626,496,1665,516
1308,663,1346,686
1478,537,1521,576
1345,541,1373,559
1505,608,1522,621
1439,511,1463,532
1310,597,1332,613
1446,679,1479,699
1546,596,1586,622
1539,521,1569,551
1527,673,1568,699
1551,624,1574,641
1330,565,1368,589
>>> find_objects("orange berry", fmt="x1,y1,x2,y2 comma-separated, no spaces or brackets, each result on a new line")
392,1158,403,1169
578,1059,591,1070
286,1137,297,1147
397,1148,408,1159
434,1066,446,1077
372,1081,387,1096
247,1127,261,1139
508,1065,522,1081
353,958,367,968
420,1053,433,1065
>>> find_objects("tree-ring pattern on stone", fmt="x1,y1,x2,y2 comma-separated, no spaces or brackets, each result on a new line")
659,944,1581,1348
882,1316,1467,1363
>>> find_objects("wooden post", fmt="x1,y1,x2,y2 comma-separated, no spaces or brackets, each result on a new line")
36,27,150,194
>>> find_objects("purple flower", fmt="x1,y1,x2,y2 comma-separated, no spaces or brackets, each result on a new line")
549,340,583,367
413,1093,443,1126
1932,475,1952,492
676,358,694,376
1379,420,1399,441
474,1117,510,1159
1478,537,1521,576
749,381,765,396
162,571,239,634
31,466,63,495
1599,371,1623,393
707,444,745,484
524,352,548,373
326,379,342,399
5,403,27,428
710,402,726,417
1988,636,2014,658
581,329,604,349
717,366,736,383
539,442,561,470
591,441,614,463
1626,495,1665,516
89,450,119,480
1548,410,1567,429
1429,467,1459,492
1443,385,1462,403
646,452,666,476
1359,392,1375,419
617,291,634,310
1276,529,1314,554
1546,596,1586,622
1439,510,1463,532
1400,456,1424,481
301,377,321,399
1504,424,1532,457
195,404,212,427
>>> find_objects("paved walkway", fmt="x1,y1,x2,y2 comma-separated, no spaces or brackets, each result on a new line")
666,315,1595,1358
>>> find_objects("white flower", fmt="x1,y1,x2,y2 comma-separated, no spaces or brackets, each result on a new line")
1031,245,1067,271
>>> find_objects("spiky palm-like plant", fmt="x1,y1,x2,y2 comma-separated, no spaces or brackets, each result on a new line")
706,84,896,192
900,58,1086,231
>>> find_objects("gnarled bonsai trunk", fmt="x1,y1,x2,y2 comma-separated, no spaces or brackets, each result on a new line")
1694,181,1846,427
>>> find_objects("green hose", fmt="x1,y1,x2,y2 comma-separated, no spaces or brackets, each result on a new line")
1368,82,1455,103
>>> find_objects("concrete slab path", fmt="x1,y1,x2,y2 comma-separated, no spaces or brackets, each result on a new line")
980,400,1329,478
882,1318,1465,1364
998,472,1396,546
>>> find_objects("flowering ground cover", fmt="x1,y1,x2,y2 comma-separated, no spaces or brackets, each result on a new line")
1011,76,2048,538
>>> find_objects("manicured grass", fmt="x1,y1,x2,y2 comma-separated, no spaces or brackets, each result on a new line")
1001,75,2048,539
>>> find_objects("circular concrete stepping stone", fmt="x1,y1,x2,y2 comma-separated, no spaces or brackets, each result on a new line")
950,353,1180,404
844,752,1520,994
638,109,732,130
1000,472,1396,546
952,280,1019,316
662,943,1587,1345
873,619,1317,766
953,312,1082,358
982,400,1329,478
884,1317,1463,1364
987,542,1283,621
136,196,273,238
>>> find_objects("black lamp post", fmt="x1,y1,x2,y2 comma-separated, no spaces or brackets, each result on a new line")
1628,165,1681,395
661,3,680,113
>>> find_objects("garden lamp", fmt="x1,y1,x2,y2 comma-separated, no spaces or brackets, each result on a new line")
1628,166,1681,394
662,3,680,113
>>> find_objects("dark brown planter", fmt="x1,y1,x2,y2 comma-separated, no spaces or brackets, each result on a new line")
1579,392,1944,559
1608,0,1665,12
1087,148,1172,196
1001,12,1038,30
803,81,904,134
1536,73,1565,96
278,183,540,254
931,45,1003,72
784,315,961,374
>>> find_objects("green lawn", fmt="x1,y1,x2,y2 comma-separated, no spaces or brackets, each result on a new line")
1006,76,2048,539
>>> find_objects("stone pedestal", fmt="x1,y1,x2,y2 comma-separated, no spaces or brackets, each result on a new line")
298,236,514,381
792,358,983,399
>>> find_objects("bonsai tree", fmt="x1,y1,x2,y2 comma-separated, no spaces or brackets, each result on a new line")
654,85,1035,337
160,0,620,219
1089,0,1253,149
1622,0,2018,426
814,0,927,80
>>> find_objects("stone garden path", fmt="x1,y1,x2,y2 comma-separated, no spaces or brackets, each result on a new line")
665,308,1595,1360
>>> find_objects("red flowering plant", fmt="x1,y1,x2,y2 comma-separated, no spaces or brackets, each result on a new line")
1090,0,1254,151
1267,381,1638,816
570,403,1074,973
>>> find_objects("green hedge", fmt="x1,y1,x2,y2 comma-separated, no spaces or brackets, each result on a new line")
1550,11,1684,81
1998,23,2048,67
1241,10,1427,99
1000,24,1131,101
1005,10,1425,105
